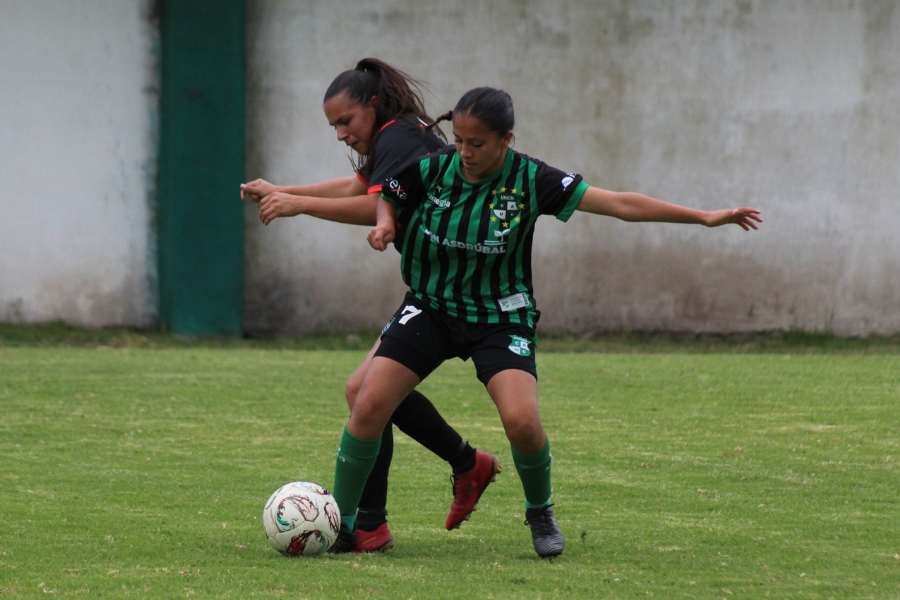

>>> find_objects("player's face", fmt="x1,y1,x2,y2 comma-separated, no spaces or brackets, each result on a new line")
453,113,513,181
324,92,377,155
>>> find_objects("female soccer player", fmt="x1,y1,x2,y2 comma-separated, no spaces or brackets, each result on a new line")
330,86,762,557
241,60,501,553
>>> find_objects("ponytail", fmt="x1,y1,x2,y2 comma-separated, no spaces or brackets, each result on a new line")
325,58,445,175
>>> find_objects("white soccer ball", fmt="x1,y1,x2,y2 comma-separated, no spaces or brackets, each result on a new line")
263,481,341,557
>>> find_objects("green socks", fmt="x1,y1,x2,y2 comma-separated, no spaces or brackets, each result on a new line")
333,429,551,527
511,437,553,509
332,427,381,530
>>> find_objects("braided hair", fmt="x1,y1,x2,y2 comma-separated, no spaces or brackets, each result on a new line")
425,87,515,146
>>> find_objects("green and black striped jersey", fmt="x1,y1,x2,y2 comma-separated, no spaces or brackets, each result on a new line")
382,147,589,327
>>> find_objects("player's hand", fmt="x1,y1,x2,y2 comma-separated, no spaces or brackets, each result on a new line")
241,179,277,203
367,224,395,251
258,192,303,225
706,207,762,231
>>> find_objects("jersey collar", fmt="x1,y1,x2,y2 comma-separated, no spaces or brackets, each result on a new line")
453,147,514,184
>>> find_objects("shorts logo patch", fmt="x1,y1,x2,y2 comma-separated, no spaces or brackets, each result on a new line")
381,316,395,335
508,335,532,357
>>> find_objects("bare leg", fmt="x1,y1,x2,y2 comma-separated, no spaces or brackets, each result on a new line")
485,369,563,557
485,369,546,454
344,339,381,410
346,340,390,529
348,356,420,439
331,356,419,536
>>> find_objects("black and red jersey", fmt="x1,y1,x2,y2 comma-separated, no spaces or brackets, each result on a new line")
356,117,448,194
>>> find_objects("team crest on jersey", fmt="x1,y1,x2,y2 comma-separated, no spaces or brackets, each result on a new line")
508,335,532,357
487,186,526,248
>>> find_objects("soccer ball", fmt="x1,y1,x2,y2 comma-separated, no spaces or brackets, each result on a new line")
263,481,341,557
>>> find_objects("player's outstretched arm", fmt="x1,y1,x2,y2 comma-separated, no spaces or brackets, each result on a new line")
241,176,380,226
367,198,397,251
241,176,363,202
575,186,762,230
258,191,381,226
240,178,278,203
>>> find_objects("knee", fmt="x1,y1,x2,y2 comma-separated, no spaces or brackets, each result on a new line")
347,391,392,440
502,414,545,453
344,372,364,408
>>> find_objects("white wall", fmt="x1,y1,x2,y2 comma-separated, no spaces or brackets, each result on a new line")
244,0,900,336
2,1,897,336
0,0,158,326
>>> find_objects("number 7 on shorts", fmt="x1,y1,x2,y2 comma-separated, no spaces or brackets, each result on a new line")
398,305,422,325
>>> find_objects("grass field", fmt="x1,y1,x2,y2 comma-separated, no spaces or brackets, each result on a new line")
1,326,898,598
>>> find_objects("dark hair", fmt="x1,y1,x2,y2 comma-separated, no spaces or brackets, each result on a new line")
427,87,515,136
324,58,443,175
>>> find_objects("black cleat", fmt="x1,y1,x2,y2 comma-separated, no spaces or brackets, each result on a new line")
328,524,356,554
524,504,565,558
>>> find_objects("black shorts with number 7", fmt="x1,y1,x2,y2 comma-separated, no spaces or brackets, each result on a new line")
374,291,539,385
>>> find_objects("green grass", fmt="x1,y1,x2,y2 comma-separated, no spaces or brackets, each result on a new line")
1,327,899,598
3,321,900,353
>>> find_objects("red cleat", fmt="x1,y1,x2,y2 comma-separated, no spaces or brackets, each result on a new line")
353,521,394,553
445,450,501,530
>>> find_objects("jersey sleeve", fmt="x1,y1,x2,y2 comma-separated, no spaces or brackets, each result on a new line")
380,156,427,210
367,121,433,194
534,160,589,222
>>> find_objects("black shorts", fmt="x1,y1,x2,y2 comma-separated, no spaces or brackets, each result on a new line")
375,292,538,385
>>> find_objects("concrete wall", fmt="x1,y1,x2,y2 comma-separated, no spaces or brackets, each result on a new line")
2,1,897,336
244,0,899,336
0,0,159,327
